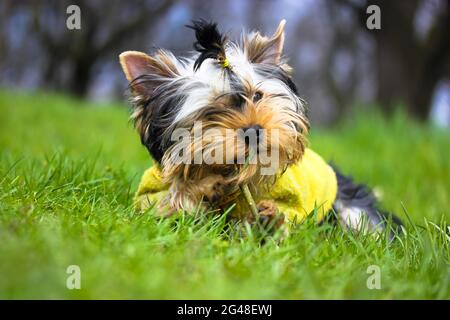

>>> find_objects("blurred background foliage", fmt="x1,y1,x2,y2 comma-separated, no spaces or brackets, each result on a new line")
0,0,449,126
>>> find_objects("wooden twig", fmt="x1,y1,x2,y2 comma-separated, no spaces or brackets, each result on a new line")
240,184,258,217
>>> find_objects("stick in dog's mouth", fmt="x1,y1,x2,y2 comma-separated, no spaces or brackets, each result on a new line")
240,184,258,218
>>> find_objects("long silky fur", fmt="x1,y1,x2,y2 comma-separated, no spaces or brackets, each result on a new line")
125,21,310,212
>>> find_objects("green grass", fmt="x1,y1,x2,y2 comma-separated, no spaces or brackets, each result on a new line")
0,90,449,299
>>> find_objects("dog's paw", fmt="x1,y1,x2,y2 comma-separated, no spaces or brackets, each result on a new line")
201,175,227,205
246,200,285,231
257,200,285,230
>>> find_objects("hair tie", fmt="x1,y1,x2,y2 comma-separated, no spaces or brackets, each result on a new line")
221,58,230,69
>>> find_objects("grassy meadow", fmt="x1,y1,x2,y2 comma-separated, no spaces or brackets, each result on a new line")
0,90,449,299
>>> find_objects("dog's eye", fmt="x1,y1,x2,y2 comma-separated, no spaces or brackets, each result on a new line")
252,91,263,102
231,94,244,108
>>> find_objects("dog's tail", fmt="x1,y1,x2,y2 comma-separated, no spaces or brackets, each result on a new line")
330,165,403,239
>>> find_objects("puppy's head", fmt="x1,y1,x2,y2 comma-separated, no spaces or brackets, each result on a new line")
120,19,309,188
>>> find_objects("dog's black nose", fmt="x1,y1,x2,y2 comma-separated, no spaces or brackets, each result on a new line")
243,124,263,136
243,124,263,145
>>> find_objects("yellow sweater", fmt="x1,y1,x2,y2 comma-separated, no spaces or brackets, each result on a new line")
135,148,337,223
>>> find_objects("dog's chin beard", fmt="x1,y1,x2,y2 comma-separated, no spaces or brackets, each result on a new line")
159,119,307,210
155,98,309,211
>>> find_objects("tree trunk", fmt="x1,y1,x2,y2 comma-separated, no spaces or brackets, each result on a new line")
342,0,450,121
69,58,93,97
372,0,421,115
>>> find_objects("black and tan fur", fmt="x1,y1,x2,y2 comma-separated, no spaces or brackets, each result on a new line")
119,19,402,236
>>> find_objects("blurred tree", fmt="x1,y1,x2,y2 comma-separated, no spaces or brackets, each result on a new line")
3,0,176,97
1,0,448,124
338,0,450,120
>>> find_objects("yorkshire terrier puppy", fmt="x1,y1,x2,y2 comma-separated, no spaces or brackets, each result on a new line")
119,20,402,237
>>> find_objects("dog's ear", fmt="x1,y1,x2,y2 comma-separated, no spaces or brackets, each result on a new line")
244,19,286,65
119,50,179,97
